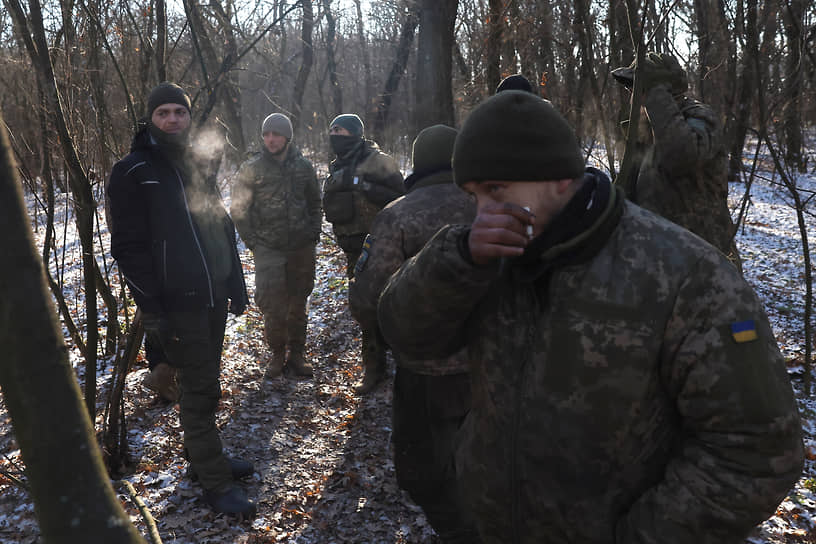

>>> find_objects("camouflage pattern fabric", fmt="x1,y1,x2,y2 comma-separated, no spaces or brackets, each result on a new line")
323,140,404,246
379,178,803,543
635,86,741,268
231,145,321,252
253,243,316,351
349,170,475,375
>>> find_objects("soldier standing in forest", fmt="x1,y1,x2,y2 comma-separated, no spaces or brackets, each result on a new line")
108,82,256,517
231,113,322,379
349,125,479,543
323,114,404,394
378,90,803,543
612,52,741,268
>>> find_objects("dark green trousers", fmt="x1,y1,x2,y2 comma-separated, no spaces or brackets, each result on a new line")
154,299,233,492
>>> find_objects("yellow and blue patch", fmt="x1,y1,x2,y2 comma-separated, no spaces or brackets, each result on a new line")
354,235,373,276
730,320,758,343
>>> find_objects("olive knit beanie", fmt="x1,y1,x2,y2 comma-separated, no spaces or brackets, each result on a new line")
262,113,293,140
412,124,458,175
452,91,584,186
147,82,191,117
329,114,365,137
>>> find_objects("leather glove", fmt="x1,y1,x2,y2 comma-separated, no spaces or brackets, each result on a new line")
640,52,688,95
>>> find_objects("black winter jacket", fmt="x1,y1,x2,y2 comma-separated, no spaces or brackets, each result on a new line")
107,127,248,315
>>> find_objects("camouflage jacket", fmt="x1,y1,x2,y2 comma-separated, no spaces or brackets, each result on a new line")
636,86,738,261
349,170,476,375
231,145,321,252
378,171,803,543
323,140,404,250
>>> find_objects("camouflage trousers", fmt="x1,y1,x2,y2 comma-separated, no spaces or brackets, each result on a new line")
392,367,480,543
149,299,233,493
345,247,386,368
254,243,316,351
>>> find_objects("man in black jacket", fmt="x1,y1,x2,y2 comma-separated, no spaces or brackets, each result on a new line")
107,82,255,518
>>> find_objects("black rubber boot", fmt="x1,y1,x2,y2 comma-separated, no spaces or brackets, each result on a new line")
204,484,257,518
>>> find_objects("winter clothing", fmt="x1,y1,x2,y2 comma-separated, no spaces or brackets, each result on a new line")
350,124,479,540
330,113,365,137
323,139,404,252
108,116,253,515
232,143,321,375
452,91,584,186
378,167,803,544
496,74,534,94
262,113,293,139
612,52,689,96
147,82,191,116
618,71,741,266
232,145,322,252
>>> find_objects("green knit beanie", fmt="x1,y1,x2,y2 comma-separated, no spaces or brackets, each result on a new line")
412,124,458,175
453,91,584,186
329,114,364,137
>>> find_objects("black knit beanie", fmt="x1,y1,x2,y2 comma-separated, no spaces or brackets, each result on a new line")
496,74,534,94
147,82,191,117
453,91,584,186
329,114,364,137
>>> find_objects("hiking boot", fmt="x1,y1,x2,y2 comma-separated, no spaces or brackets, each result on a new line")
188,457,255,482
142,362,179,402
265,348,285,379
355,359,386,395
286,350,313,378
204,484,257,518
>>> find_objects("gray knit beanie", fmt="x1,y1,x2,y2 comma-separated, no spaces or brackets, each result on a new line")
329,114,364,137
147,82,191,117
453,91,584,186
262,113,293,140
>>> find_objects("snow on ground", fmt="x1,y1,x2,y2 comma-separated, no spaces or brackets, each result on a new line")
0,143,814,543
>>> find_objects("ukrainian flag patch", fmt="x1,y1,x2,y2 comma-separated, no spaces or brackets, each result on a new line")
354,235,373,276
731,320,758,343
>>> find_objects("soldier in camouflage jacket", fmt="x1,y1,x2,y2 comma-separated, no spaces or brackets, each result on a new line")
612,52,740,269
324,114,405,393
378,91,803,544
349,125,479,542
232,113,321,377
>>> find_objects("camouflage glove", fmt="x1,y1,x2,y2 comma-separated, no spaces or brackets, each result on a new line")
640,52,688,95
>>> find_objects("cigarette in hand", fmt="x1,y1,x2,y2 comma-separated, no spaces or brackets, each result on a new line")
523,206,533,239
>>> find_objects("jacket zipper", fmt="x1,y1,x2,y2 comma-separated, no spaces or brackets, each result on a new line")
162,240,168,284
176,169,215,307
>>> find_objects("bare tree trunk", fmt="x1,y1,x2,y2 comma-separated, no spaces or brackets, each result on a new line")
155,0,167,82
324,0,343,114
6,0,99,418
354,0,373,120
486,0,503,93
727,0,758,181
693,0,731,118
0,109,145,544
782,0,805,171
536,0,556,100
292,0,315,132
414,0,458,133
372,1,419,143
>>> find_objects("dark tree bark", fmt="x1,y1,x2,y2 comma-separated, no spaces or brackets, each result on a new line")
6,0,99,417
486,0,503,93
536,0,556,100
782,0,805,171
324,0,343,114
353,0,373,121
292,0,315,132
727,0,759,181
372,1,419,143
0,109,145,544
414,0,458,134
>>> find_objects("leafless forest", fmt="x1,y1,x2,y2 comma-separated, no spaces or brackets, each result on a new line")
1,0,815,541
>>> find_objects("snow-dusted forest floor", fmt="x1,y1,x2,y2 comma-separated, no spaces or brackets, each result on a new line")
0,148,815,543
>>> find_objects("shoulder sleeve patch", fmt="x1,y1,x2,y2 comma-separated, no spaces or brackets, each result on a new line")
354,235,373,276
730,320,758,343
